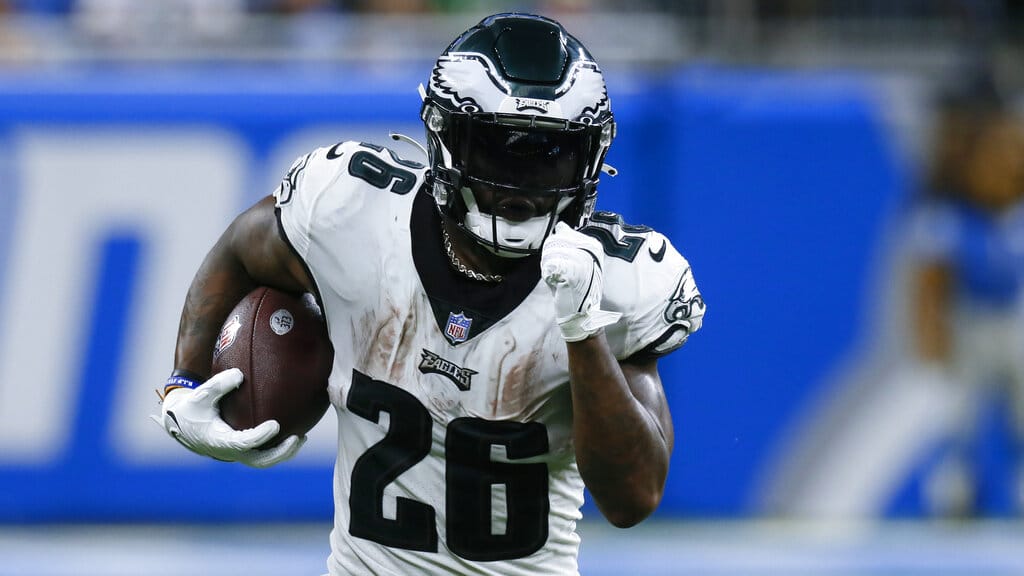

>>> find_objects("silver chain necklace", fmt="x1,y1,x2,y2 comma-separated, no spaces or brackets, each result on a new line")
442,228,504,283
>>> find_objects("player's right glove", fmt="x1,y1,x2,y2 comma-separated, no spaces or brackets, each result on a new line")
151,368,305,468
541,221,622,342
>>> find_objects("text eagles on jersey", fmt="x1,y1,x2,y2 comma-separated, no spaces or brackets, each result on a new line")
418,349,477,391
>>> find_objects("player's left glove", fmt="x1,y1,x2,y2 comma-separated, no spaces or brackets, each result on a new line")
541,221,622,342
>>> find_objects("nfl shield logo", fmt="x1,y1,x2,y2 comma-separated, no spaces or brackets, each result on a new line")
214,314,242,358
445,312,472,344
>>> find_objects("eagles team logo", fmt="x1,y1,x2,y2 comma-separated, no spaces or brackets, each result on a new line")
444,311,472,344
214,314,242,358
515,97,551,113
419,349,477,391
430,53,610,123
664,271,705,324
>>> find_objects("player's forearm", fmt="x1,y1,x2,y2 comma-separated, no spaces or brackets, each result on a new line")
174,242,256,379
567,333,670,528
912,263,953,364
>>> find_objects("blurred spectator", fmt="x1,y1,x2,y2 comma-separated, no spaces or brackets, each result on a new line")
249,0,336,14
352,0,430,12
73,0,247,44
908,71,1024,517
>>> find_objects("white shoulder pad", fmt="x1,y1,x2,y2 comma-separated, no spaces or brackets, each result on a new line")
274,141,360,258
584,212,706,360
274,141,426,259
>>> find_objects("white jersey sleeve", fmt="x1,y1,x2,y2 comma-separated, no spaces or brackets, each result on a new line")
273,140,425,304
274,141,367,259
583,211,706,360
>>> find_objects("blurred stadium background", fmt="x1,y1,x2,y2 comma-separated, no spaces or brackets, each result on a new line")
1,0,1024,574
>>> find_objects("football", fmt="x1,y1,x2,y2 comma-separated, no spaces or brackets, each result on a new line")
211,287,333,448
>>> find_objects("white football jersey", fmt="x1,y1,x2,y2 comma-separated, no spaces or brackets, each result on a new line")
274,141,704,576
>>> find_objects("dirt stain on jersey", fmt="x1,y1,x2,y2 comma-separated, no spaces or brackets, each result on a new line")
354,302,419,385
493,344,547,419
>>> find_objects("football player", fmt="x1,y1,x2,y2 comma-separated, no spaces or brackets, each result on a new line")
154,13,705,575
911,80,1024,517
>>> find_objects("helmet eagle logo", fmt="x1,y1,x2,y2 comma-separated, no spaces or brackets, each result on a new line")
429,52,610,123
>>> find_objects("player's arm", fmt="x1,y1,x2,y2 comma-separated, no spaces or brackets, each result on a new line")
912,260,953,364
542,222,678,527
566,338,672,528
154,195,313,468
174,196,312,379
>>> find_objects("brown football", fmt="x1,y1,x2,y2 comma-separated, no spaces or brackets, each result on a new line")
211,287,333,448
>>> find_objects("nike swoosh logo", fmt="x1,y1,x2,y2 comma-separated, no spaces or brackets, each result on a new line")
326,143,345,159
649,240,667,262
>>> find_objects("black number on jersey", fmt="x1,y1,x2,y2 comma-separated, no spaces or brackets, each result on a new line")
348,151,417,195
347,370,550,561
345,143,422,195
358,141,425,170
581,211,651,262
446,418,549,561
347,371,437,552
581,226,644,262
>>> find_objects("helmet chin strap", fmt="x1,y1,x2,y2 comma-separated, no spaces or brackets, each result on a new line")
460,187,569,258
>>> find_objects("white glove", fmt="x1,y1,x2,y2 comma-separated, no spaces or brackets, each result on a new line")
541,221,622,342
151,368,306,468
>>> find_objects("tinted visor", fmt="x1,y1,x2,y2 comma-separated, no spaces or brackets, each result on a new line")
455,116,591,191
